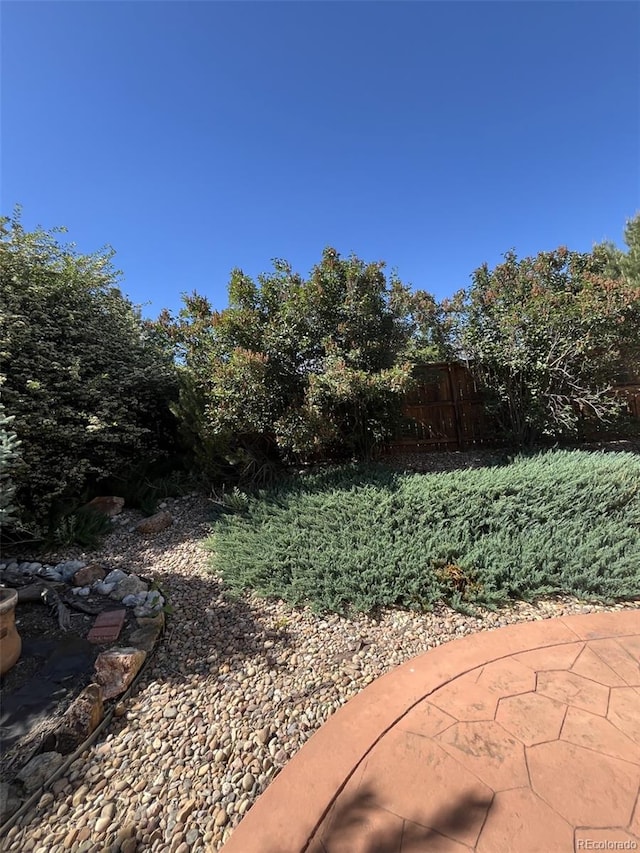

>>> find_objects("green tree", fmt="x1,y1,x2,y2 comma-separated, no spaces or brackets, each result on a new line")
453,221,640,445
0,210,179,537
157,248,442,470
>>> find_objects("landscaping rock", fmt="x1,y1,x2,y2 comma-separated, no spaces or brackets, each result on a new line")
39,566,63,581
94,582,116,596
110,574,148,602
121,592,148,607
103,569,128,586
54,684,103,755
94,647,147,700
72,564,106,587
134,590,165,617
135,510,173,534
18,562,42,576
56,560,87,582
16,752,64,794
82,496,125,517
128,612,164,652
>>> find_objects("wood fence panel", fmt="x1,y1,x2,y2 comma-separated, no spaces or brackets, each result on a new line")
387,364,640,453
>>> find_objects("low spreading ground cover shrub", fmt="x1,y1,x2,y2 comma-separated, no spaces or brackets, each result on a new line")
206,450,640,614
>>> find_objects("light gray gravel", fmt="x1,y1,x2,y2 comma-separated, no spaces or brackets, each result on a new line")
3,486,638,853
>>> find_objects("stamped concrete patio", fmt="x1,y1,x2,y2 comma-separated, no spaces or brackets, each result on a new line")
222,610,640,853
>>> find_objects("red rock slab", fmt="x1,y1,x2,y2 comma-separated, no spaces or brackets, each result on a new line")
571,644,630,687
536,670,609,715
87,609,126,644
561,705,640,764
476,787,573,853
560,609,640,640
495,691,566,747
586,637,640,687
527,740,640,827
607,686,640,743
435,720,529,791
401,820,473,852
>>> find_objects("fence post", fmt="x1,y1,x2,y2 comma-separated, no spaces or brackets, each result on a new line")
446,363,464,451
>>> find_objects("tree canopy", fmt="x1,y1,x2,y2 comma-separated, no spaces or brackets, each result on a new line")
450,214,640,444
0,211,179,536
156,248,444,470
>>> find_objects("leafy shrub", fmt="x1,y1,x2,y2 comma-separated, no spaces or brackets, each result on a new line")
206,450,640,614
0,395,21,535
451,217,640,446
0,211,180,537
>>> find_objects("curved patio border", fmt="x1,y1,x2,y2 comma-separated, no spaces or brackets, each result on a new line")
221,609,640,852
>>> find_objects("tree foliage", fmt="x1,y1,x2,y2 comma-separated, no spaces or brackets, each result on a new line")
451,216,640,445
0,211,179,537
0,395,21,532
156,248,443,470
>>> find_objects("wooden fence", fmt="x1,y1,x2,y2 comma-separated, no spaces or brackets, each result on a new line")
387,363,640,452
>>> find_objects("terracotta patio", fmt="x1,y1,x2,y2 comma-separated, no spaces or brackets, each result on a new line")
222,609,640,853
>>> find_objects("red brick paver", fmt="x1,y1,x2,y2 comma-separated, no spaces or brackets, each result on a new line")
87,608,126,644
221,610,640,853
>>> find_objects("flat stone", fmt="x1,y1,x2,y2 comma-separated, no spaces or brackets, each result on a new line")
537,670,609,715
135,510,173,534
495,691,566,746
527,740,640,826
94,647,147,700
436,720,529,791
88,609,126,644
477,787,574,852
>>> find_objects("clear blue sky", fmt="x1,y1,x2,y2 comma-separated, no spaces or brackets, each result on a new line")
3,1,639,319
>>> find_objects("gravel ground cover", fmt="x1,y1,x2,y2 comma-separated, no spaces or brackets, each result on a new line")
3,457,639,853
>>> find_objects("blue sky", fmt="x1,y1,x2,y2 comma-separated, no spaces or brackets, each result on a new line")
3,1,639,319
